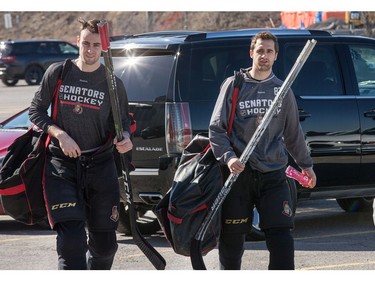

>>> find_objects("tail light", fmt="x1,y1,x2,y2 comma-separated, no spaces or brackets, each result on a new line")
165,102,192,155
0,55,16,63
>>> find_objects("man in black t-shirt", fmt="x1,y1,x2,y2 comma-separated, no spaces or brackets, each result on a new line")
29,18,133,270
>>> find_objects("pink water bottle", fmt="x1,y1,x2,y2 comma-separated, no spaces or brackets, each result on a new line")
285,165,311,186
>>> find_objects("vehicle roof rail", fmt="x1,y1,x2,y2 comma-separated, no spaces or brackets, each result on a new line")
110,28,333,43
306,29,332,36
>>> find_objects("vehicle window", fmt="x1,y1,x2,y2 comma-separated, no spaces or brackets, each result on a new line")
181,45,250,102
283,44,344,96
12,43,36,54
58,42,79,55
109,54,175,102
36,42,50,54
2,110,31,129
45,42,60,54
349,45,375,96
1,108,51,129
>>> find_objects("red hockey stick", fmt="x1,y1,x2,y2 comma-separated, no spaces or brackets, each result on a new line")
98,20,166,270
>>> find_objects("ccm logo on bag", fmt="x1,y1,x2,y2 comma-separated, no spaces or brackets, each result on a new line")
224,218,249,224
51,202,77,210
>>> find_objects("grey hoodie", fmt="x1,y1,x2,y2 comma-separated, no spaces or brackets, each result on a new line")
209,68,313,172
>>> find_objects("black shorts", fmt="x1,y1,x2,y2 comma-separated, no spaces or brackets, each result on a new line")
221,166,294,234
44,147,120,231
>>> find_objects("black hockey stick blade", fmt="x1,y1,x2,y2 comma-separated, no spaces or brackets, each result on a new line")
120,156,166,270
190,238,207,270
131,222,167,270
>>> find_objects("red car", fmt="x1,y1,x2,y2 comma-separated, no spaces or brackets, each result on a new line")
0,108,30,215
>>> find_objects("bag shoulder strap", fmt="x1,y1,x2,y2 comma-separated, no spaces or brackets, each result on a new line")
204,71,244,153
51,59,72,122
44,59,73,148
227,71,244,136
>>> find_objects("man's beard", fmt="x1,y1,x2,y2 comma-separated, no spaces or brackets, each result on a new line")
82,55,98,66
257,64,272,72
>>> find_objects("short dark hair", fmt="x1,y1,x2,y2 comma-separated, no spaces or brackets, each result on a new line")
78,17,100,34
250,31,279,53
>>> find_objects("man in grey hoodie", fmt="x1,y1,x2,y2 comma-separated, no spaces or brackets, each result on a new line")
209,31,316,270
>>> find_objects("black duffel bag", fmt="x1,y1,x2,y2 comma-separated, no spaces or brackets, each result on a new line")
155,134,227,256
0,59,72,226
155,71,243,257
0,127,49,224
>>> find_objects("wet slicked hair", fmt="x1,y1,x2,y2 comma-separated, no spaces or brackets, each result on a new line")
250,31,279,53
78,17,100,34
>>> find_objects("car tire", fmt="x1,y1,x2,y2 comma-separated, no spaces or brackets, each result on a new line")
1,76,18,86
336,197,374,212
24,66,44,85
246,177,297,241
117,202,161,236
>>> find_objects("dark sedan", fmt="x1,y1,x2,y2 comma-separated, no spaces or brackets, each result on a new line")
0,39,78,86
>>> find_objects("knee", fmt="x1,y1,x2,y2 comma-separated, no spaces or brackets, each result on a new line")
219,232,246,270
89,231,118,258
56,221,88,256
264,227,294,270
264,227,294,247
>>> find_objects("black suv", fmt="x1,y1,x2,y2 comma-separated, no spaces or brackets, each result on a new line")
106,29,375,237
0,39,78,86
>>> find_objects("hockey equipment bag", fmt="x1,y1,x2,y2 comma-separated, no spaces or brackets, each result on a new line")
0,59,72,225
155,71,244,256
155,134,225,256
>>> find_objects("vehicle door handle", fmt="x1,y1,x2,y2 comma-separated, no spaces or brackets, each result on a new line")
299,110,311,121
364,110,375,119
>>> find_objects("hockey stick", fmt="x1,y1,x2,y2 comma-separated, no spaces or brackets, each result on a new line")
98,20,166,270
190,38,317,270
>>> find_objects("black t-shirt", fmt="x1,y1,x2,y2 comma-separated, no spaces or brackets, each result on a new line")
29,61,131,151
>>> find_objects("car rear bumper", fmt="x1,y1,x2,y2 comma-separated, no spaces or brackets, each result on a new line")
123,154,179,206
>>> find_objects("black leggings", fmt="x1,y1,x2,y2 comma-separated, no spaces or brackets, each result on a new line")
219,233,246,270
219,227,294,270
264,227,294,270
55,221,118,270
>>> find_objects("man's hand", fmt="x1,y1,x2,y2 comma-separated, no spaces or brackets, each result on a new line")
48,125,81,158
114,132,133,154
227,157,245,174
302,167,317,188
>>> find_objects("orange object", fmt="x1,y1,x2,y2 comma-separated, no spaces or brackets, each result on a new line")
280,11,317,29
322,12,346,22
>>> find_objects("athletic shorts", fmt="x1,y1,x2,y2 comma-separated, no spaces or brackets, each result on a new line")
44,146,120,231
221,165,294,234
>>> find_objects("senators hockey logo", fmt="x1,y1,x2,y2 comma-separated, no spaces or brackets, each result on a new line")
73,103,83,114
110,206,119,222
282,201,293,217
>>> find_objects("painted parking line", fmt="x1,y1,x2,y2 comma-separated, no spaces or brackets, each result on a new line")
0,235,55,243
294,229,375,270
294,229,375,241
300,261,375,270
